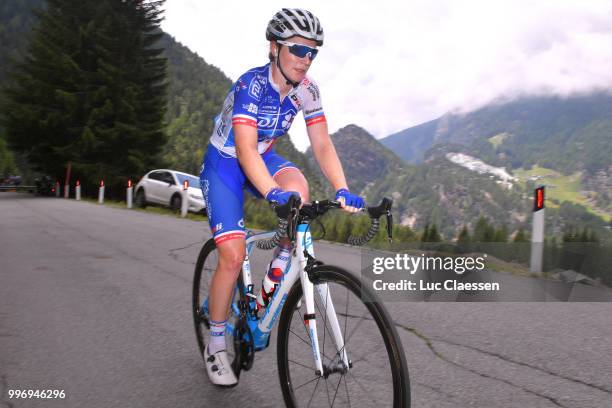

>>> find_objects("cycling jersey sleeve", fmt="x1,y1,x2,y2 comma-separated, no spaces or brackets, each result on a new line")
231,72,267,128
298,77,326,127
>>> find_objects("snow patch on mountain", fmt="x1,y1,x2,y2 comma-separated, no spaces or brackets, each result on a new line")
445,152,518,189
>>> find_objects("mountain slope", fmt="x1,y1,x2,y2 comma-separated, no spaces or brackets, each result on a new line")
380,93,612,218
306,124,407,195
381,93,612,176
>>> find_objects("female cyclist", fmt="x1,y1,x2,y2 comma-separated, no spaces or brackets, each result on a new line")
199,8,365,387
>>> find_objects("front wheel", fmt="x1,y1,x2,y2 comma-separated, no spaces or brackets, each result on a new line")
135,188,147,208
276,265,410,407
170,194,182,212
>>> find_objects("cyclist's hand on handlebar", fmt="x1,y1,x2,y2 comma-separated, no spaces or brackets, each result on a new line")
335,188,365,213
265,187,301,206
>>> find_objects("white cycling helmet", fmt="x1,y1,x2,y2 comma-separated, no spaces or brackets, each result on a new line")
266,8,324,46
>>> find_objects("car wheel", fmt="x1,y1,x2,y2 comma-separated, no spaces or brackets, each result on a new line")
170,194,182,212
135,188,147,208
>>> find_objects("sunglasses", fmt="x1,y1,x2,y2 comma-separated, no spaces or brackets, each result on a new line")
277,40,318,60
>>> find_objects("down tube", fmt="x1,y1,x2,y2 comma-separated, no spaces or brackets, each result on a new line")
256,250,301,335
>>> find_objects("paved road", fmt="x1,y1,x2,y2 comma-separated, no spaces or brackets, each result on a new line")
1,193,611,407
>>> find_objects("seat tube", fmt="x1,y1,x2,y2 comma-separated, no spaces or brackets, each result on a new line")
297,224,324,375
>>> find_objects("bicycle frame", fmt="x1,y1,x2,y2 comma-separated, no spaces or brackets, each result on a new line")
230,223,350,376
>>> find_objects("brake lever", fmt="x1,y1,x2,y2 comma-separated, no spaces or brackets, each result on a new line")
271,195,301,242
386,212,393,242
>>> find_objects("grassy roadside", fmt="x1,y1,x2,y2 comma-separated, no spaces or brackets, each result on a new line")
77,196,273,232
514,165,610,220
79,196,209,222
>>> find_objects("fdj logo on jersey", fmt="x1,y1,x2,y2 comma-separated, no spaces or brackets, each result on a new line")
248,75,267,100
257,116,278,128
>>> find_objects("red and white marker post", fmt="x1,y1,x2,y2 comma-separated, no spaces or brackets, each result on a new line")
127,179,133,209
98,180,105,204
530,186,545,272
181,180,189,218
75,180,81,201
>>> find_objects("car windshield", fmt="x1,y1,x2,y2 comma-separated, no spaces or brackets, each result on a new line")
175,173,199,188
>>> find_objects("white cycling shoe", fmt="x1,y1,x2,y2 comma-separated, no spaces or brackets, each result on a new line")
204,347,238,388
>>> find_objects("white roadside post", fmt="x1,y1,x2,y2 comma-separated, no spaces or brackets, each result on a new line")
530,186,545,272
98,180,105,204
64,183,70,198
55,181,61,197
181,179,188,218
127,179,133,209
75,180,81,201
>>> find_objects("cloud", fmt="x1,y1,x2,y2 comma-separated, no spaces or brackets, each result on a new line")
161,0,612,151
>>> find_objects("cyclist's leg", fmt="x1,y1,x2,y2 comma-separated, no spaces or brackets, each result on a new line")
201,146,247,333
209,238,245,324
200,147,247,386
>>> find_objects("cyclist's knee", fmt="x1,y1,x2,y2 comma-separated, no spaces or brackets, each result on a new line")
275,169,310,202
217,238,246,273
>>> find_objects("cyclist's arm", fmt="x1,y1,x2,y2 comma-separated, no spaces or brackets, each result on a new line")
307,121,349,192
234,124,279,196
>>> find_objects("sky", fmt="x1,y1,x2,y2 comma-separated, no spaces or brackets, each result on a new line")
161,0,612,151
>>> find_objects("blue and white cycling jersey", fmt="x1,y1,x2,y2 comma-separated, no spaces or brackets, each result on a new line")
209,63,326,157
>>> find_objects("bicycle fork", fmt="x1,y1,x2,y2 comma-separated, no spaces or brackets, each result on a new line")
296,224,350,377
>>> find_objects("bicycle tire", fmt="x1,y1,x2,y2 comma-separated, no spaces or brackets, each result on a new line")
192,238,217,357
276,265,410,408
192,238,242,363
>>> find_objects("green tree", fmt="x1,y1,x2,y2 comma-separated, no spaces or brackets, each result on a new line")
456,225,471,253
428,223,441,242
3,0,167,197
472,217,490,242
493,224,508,242
513,227,528,242
0,134,17,176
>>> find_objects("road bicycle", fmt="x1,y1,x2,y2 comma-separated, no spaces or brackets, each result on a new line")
192,196,410,407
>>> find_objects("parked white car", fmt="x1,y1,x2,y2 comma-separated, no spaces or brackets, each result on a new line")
134,169,206,214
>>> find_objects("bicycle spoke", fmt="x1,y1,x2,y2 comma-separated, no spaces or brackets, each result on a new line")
295,375,321,391
306,377,322,408
343,375,352,408
331,310,370,363
289,358,315,371
315,284,352,368
346,371,380,407
314,289,334,364
331,374,343,407
289,327,311,348
325,373,332,407
347,340,382,366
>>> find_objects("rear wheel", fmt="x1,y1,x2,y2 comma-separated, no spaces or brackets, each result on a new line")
276,265,410,407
